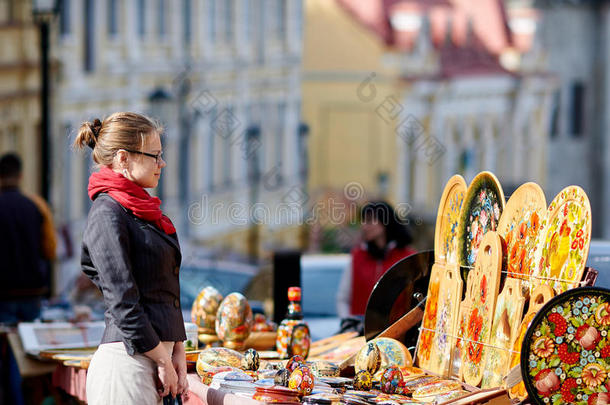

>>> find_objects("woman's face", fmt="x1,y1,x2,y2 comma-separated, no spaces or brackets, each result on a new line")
126,131,166,189
362,216,386,242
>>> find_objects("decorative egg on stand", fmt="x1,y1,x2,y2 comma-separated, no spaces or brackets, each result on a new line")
191,286,223,336
215,292,253,350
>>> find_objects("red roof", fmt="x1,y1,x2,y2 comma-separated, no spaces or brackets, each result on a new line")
337,0,516,77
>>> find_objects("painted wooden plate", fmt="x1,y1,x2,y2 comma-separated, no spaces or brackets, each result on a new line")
531,186,592,294
416,263,443,371
508,284,555,401
428,265,463,377
521,287,610,405
480,277,526,388
496,182,546,288
434,175,467,266
457,171,505,283
461,231,503,387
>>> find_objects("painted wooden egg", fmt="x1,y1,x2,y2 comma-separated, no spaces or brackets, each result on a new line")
191,286,223,334
215,292,253,348
353,370,373,391
355,342,381,374
274,368,291,387
380,365,403,394
241,348,260,371
288,365,315,396
286,354,305,373
196,347,243,375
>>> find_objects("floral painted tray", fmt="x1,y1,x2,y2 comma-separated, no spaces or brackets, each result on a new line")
531,186,591,294
428,266,463,377
480,277,525,388
521,287,610,405
461,231,503,387
457,171,505,283
496,182,546,288
434,175,467,266
416,263,442,371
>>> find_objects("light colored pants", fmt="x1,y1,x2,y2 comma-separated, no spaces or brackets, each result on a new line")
86,341,174,405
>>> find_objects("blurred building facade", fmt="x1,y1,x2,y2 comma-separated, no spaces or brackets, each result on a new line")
49,0,305,269
531,0,610,238
303,0,556,219
0,1,41,194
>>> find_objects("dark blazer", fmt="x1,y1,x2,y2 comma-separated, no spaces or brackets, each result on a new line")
81,193,186,355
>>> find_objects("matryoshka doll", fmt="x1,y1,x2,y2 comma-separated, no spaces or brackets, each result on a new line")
276,287,311,359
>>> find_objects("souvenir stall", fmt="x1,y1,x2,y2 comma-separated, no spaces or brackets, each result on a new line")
41,170,602,404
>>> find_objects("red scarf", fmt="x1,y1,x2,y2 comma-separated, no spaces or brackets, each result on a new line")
88,166,176,235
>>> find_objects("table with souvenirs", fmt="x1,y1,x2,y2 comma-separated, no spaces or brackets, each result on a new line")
40,170,608,404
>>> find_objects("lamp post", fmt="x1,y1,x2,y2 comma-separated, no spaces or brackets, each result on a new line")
31,0,58,202
246,125,261,264
297,123,310,250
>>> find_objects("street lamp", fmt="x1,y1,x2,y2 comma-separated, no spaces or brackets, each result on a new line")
297,123,309,250
246,125,261,264
31,0,58,202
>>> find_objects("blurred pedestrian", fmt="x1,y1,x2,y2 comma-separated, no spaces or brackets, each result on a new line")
74,112,188,404
0,153,56,324
336,201,416,319
0,152,57,405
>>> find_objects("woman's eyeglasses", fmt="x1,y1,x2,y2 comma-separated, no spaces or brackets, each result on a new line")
122,149,163,165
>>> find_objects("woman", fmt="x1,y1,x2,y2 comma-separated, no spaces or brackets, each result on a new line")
74,112,188,404
337,201,416,318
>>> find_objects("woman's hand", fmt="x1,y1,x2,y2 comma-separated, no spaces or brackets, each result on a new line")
157,360,179,398
144,343,179,398
172,341,189,398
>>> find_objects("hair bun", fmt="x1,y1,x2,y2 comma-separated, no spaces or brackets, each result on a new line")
86,119,102,149
92,118,102,138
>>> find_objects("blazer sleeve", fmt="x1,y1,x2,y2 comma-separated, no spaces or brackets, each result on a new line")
83,202,160,355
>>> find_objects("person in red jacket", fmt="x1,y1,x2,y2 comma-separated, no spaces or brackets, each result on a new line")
337,201,416,318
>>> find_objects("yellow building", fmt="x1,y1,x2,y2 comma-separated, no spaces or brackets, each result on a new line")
302,0,401,202
0,1,41,195
302,0,555,217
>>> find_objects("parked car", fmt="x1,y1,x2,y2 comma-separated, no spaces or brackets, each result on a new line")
301,254,349,340
586,240,610,288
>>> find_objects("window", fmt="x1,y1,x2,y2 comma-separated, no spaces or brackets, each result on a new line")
222,107,233,186
207,107,217,191
183,0,191,44
550,90,560,139
275,103,285,177
59,0,70,35
276,0,285,37
137,0,145,38
83,153,93,213
570,81,585,137
295,0,303,39
107,0,118,36
63,124,73,220
243,0,251,40
224,0,234,42
158,0,166,38
209,0,216,42
83,0,94,72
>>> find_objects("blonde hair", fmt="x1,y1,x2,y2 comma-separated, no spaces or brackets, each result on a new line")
73,112,162,166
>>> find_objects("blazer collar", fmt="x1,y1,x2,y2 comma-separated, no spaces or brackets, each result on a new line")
142,220,182,259
103,193,182,259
